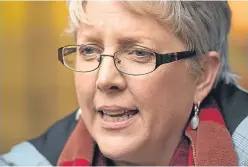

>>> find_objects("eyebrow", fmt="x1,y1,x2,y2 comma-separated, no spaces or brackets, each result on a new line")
116,34,157,49
77,33,102,44
120,33,153,41
78,24,155,48
78,33,154,47
116,37,140,46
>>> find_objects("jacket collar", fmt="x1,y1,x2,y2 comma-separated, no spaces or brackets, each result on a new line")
211,81,248,134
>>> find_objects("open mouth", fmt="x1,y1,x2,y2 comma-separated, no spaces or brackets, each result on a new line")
98,110,139,122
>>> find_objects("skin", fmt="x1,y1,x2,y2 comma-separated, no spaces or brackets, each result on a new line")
74,1,220,165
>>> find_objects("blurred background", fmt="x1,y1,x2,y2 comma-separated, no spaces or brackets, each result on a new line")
0,1,247,153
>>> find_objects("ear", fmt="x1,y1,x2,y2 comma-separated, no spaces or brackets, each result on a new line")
194,51,220,104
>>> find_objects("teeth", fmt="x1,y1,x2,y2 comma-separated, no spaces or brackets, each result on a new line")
102,110,126,115
99,109,138,122
102,113,132,122
106,115,111,121
123,114,128,120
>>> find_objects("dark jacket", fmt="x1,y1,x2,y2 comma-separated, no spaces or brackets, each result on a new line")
1,81,248,166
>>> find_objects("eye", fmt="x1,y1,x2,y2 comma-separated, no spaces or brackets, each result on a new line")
128,49,154,57
83,47,94,54
135,50,147,56
79,45,101,56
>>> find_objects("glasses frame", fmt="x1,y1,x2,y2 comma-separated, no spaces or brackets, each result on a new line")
58,45,196,76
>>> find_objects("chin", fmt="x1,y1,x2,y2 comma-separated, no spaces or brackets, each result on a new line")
94,132,145,162
86,113,149,162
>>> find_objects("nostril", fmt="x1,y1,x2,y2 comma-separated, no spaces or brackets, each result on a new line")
110,86,119,90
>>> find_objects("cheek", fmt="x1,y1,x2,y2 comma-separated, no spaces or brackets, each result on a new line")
127,63,196,131
74,73,96,108
130,64,195,106
74,73,98,131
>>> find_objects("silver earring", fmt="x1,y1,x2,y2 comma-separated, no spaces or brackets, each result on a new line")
190,102,200,130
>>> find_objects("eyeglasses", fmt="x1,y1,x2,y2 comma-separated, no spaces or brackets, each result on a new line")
58,44,196,76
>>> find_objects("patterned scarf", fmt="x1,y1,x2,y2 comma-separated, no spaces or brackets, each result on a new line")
57,97,238,166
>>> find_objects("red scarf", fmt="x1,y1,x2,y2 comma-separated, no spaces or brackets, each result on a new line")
57,98,238,166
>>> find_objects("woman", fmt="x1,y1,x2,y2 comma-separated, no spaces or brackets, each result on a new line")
1,1,248,166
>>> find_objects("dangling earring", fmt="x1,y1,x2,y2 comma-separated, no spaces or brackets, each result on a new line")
190,102,200,130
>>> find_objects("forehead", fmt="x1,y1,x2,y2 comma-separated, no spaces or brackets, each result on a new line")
81,1,151,33
77,1,185,52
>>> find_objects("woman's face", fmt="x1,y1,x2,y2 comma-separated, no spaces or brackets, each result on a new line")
75,1,197,165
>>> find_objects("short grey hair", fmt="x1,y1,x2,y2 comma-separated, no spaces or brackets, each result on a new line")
66,1,238,85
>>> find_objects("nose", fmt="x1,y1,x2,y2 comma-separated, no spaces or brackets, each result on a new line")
96,55,126,93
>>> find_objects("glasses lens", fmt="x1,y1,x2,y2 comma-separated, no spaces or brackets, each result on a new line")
63,45,101,72
115,46,156,75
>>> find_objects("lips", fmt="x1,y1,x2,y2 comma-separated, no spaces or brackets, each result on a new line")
96,105,138,114
96,105,137,113
96,105,139,129
99,110,138,116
